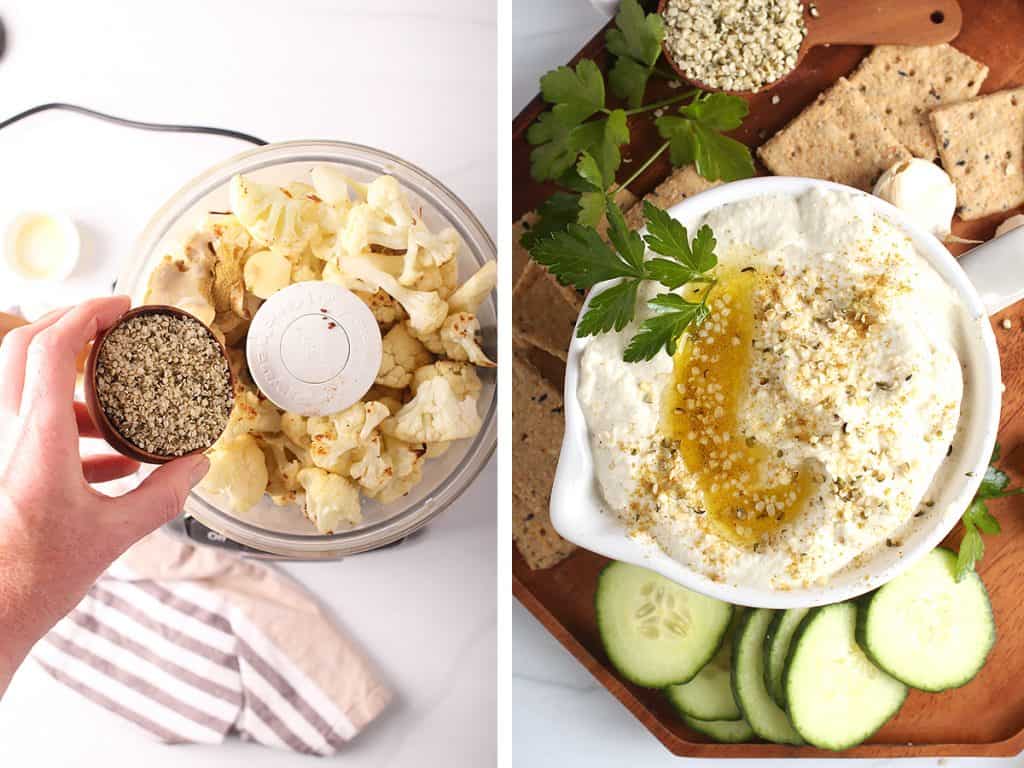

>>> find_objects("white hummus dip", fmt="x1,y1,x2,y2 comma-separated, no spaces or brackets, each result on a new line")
579,189,964,589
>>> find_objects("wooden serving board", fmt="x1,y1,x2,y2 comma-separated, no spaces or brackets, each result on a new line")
513,0,1024,758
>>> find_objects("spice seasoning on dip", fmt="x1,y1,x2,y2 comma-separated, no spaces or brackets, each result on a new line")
95,312,233,457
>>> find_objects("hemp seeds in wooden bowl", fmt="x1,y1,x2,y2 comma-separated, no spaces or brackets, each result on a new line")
85,306,234,463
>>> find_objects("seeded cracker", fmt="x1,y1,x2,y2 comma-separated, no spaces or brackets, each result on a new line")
930,87,1024,220
512,354,575,570
624,165,723,229
512,211,537,285
846,45,988,160
513,260,582,361
758,77,912,191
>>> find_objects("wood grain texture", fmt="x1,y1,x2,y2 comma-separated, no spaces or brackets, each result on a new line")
512,0,1024,757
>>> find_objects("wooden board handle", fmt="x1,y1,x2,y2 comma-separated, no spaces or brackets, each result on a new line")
807,0,962,47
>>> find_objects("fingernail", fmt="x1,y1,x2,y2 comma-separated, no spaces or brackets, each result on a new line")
188,455,211,487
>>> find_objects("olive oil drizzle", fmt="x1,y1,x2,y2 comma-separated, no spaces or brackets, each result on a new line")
662,269,813,546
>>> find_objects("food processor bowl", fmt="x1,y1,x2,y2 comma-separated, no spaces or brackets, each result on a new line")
120,141,496,558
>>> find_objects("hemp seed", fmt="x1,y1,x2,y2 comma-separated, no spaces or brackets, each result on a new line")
95,312,233,457
662,0,807,92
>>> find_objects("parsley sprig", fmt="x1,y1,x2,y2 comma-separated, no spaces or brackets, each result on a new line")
523,0,754,248
956,443,1023,581
533,199,718,361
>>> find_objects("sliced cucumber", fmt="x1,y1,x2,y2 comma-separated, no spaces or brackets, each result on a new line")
596,562,733,687
732,608,802,745
665,608,747,721
857,547,995,692
763,607,809,708
683,715,755,743
785,603,907,751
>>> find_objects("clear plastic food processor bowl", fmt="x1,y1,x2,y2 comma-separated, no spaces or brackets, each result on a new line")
119,141,496,558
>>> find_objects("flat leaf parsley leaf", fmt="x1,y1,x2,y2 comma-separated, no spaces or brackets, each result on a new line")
606,0,665,108
955,442,1023,581
656,92,755,182
624,294,709,362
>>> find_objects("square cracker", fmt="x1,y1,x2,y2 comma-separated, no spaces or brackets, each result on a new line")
624,165,723,229
758,77,911,191
512,355,575,569
846,44,988,160
512,211,537,285
512,260,581,361
931,87,1024,221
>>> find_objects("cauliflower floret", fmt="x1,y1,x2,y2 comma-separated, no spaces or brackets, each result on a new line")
355,289,406,330
280,412,310,451
411,361,482,398
143,235,216,326
230,174,318,251
311,165,364,205
348,432,393,495
363,385,405,415
289,248,324,283
440,312,496,368
377,324,433,389
448,261,497,314
201,433,269,514
409,323,444,355
308,401,390,473
399,222,458,289
340,254,448,335
369,436,426,503
258,436,303,507
243,248,292,298
297,467,361,534
367,175,414,227
383,370,482,443
222,386,282,440
338,204,408,258
436,255,459,299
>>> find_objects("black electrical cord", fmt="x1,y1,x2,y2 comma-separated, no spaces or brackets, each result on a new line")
0,102,267,146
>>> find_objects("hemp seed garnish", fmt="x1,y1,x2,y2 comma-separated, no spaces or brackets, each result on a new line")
95,312,233,457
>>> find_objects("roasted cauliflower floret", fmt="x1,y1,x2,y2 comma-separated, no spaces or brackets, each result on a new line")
369,436,427,503
355,289,406,330
399,222,458,290
440,312,496,367
448,261,496,314
298,467,361,533
377,324,433,389
308,401,390,473
383,364,482,443
367,175,414,227
201,433,269,514
258,436,303,507
339,254,448,335
230,174,319,251
411,361,482,398
222,386,282,439
243,248,292,299
143,235,216,326
348,432,393,495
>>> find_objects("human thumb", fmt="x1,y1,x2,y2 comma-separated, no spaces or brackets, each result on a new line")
112,453,210,542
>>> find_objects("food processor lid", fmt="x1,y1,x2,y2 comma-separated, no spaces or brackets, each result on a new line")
246,282,382,416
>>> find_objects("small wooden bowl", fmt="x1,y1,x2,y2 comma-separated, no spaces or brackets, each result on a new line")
84,305,235,465
657,0,963,96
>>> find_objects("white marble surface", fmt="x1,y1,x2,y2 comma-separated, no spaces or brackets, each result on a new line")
0,0,495,765
511,2,1023,766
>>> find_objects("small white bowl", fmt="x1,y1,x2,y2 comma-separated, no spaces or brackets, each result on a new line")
3,211,80,282
551,177,1008,609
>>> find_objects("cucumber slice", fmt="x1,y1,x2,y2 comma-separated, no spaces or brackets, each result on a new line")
683,715,755,743
665,608,747,721
785,603,907,751
732,608,802,745
596,562,733,687
763,607,809,708
857,547,995,692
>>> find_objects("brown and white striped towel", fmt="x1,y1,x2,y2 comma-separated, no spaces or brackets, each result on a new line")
32,531,391,755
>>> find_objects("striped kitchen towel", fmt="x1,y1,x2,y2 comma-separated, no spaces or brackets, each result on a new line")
31,531,392,755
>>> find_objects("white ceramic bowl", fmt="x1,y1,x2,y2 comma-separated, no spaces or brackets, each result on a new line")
551,176,1016,609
